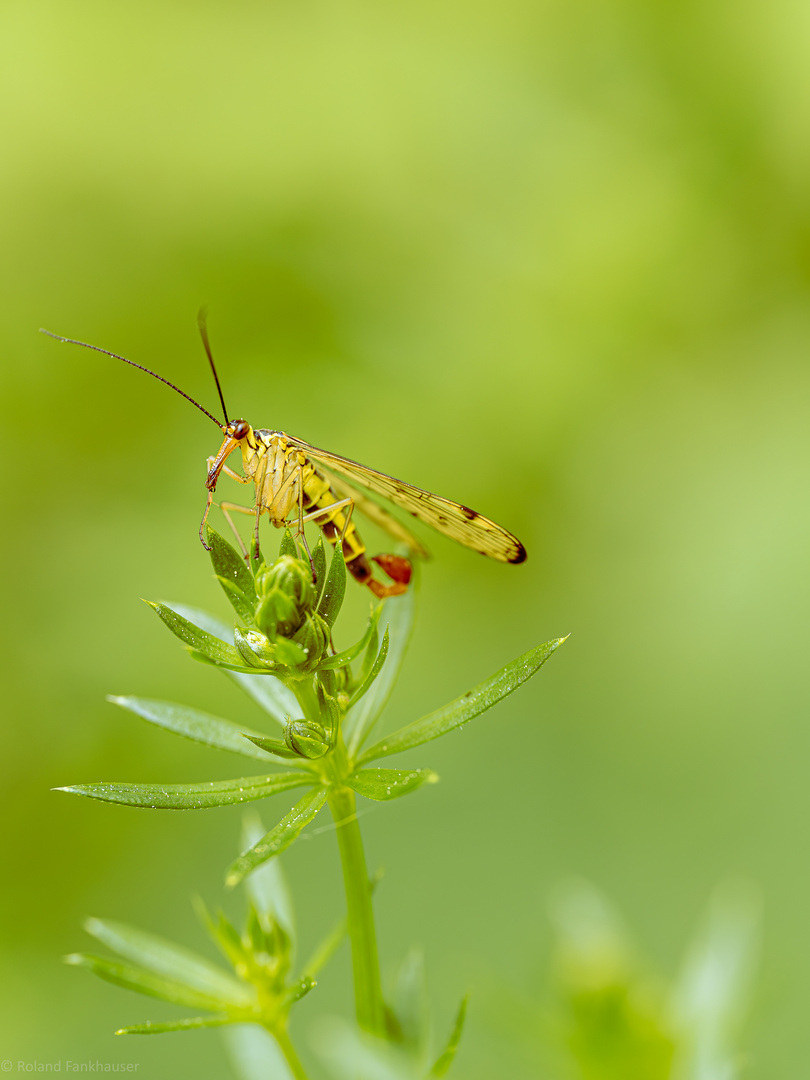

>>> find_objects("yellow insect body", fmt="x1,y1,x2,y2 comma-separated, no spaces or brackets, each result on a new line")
242,431,308,526
240,429,366,568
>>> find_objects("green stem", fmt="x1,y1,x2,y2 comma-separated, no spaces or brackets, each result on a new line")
327,783,386,1036
272,1022,309,1080
290,676,321,725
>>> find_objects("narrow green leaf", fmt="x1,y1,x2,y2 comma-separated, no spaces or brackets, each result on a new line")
360,619,380,679
318,605,381,671
278,529,298,558
161,603,232,641
83,918,250,1006
672,882,761,1060
312,1017,413,1080
312,537,327,601
247,544,264,575
346,768,438,802
301,869,381,980
392,950,428,1053
189,651,290,676
223,1026,292,1080
358,637,567,764
215,580,255,626
65,953,232,1013
285,975,317,1004
228,675,298,729
345,574,417,755
245,905,267,958
226,787,328,886
196,903,247,973
107,696,283,762
242,813,297,950
317,544,346,627
242,734,308,763
207,526,258,624
56,772,312,810
430,995,469,1077
303,918,347,980
148,601,245,668
118,1015,233,1035
348,628,389,711
314,669,340,734
161,603,297,726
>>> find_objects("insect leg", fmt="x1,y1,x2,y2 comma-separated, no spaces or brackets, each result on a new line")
300,490,410,597
338,497,355,545
347,551,409,599
300,497,355,527
364,573,409,599
218,502,253,560
327,498,411,594
200,457,251,550
371,553,413,588
303,499,402,596
294,466,316,578
303,496,360,566
199,491,216,550
252,455,269,561
219,501,256,517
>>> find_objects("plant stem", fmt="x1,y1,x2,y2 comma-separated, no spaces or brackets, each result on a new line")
291,677,321,723
327,783,386,1036
273,1022,309,1080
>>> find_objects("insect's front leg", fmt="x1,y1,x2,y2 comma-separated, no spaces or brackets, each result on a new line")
199,490,216,550
199,457,252,550
252,455,269,561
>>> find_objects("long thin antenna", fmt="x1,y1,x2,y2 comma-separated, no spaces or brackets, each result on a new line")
39,328,224,429
196,307,230,425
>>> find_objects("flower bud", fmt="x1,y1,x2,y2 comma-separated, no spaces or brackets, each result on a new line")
333,665,352,711
291,612,331,668
284,720,330,759
254,555,317,639
234,627,307,669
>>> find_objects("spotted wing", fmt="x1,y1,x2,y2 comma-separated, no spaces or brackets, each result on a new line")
325,473,431,559
286,435,527,564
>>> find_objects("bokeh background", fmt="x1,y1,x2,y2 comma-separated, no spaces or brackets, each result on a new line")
2,0,809,1076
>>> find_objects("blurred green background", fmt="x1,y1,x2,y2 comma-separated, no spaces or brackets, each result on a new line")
2,0,808,1075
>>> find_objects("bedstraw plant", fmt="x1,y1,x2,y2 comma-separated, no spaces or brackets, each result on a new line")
63,528,565,1076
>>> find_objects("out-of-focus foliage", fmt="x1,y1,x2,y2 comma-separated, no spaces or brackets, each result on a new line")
548,882,759,1080
2,0,807,1076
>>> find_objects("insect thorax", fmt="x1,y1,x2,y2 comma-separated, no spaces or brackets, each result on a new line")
242,429,329,527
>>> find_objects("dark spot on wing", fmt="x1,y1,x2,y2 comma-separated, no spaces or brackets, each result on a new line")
509,542,528,564
460,505,478,521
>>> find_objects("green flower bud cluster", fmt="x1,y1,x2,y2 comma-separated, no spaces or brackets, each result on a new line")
231,555,332,673
187,526,393,717
230,904,294,995
254,556,317,639
210,539,334,674
67,893,316,1039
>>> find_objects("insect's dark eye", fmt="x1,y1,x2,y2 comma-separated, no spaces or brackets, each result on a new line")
230,419,250,439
